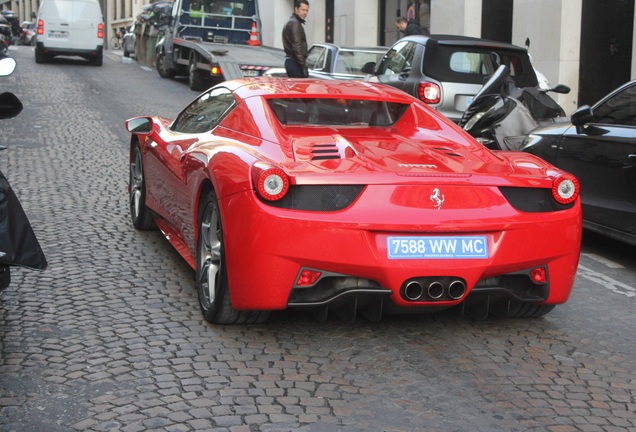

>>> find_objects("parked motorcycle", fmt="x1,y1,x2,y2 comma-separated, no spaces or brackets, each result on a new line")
458,62,571,151
0,56,47,291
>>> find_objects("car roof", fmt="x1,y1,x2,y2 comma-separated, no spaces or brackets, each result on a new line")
399,34,529,52
225,78,417,102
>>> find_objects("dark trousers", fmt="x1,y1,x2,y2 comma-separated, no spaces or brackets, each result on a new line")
285,57,306,78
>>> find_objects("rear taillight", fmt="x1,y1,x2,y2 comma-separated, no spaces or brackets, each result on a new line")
254,167,289,201
97,23,104,39
417,82,441,104
37,19,44,35
552,173,579,205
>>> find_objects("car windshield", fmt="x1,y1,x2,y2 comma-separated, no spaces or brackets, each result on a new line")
267,98,409,126
334,50,386,75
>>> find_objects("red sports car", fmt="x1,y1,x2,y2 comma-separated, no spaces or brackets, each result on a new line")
125,78,581,324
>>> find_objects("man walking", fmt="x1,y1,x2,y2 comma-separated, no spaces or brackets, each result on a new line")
282,0,310,78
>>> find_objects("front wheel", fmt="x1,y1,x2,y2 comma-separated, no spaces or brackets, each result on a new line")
156,51,176,79
196,191,269,324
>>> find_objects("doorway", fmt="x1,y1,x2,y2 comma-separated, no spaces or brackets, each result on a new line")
481,0,513,43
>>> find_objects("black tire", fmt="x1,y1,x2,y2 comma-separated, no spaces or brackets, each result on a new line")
491,301,555,318
35,50,46,64
196,191,269,324
0,266,10,292
188,55,206,91
129,144,156,230
92,54,103,66
156,51,176,79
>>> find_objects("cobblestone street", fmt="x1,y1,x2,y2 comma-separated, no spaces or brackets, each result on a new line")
0,46,635,432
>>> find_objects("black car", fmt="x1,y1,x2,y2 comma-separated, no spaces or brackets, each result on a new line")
522,80,636,246
365,34,539,123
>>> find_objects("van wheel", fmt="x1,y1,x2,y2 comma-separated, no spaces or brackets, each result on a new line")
35,50,47,64
92,54,103,66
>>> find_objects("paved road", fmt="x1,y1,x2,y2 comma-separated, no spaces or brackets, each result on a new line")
1,45,635,432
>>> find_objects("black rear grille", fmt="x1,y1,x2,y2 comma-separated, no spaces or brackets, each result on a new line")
259,185,364,211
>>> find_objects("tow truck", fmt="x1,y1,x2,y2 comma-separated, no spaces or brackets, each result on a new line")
155,0,285,90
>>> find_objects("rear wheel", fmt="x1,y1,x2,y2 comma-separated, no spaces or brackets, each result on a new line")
129,144,156,230
188,55,206,91
196,191,269,324
90,53,103,66
35,50,47,64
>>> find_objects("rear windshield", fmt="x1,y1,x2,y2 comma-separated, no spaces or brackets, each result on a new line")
423,43,538,87
267,98,409,126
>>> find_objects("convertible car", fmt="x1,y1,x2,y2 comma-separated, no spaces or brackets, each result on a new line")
126,78,582,324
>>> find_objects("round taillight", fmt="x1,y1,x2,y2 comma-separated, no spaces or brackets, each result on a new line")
418,82,441,104
256,168,289,201
552,174,579,205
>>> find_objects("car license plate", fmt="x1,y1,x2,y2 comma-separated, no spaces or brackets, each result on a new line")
242,70,259,77
387,236,488,259
48,31,68,39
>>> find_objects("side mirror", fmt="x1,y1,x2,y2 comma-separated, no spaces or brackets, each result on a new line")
0,92,23,120
0,57,16,77
549,84,571,94
126,117,153,135
571,105,593,127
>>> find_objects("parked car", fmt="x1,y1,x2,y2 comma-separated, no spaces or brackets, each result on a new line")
19,21,35,46
365,34,540,123
125,77,581,324
265,43,388,80
122,23,136,58
522,80,636,246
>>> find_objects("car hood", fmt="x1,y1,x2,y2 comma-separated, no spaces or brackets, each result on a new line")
283,127,549,186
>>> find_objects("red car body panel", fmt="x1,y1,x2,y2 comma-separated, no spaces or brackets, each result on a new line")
128,78,582,316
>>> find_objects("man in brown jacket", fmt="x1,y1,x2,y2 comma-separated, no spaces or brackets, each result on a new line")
282,0,309,77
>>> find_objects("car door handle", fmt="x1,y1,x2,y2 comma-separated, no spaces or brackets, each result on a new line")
629,154,636,163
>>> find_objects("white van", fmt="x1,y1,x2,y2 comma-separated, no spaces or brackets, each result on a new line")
34,0,104,66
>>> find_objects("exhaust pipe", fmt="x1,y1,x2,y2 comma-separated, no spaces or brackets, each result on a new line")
404,280,424,301
448,280,467,300
427,281,444,299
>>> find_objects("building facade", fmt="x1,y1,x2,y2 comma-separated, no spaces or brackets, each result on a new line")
3,0,635,113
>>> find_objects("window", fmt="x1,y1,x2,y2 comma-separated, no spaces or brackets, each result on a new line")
376,41,416,75
449,51,524,77
592,84,636,126
171,87,236,133
267,98,409,126
306,46,328,71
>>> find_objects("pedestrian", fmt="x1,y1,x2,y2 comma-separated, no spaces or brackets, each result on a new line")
396,16,423,37
282,0,309,78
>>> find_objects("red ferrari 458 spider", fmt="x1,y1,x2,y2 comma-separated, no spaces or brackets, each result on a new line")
126,78,581,324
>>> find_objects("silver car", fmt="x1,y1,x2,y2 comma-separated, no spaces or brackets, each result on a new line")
366,35,540,123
